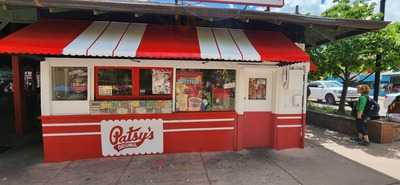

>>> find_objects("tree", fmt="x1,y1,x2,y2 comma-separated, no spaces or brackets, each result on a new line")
310,0,400,114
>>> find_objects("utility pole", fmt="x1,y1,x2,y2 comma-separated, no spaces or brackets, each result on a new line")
373,0,386,102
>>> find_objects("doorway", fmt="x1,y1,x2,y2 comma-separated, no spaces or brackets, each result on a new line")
0,55,41,147
240,67,273,148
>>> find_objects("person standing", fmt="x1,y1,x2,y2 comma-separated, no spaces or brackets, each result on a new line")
355,85,371,146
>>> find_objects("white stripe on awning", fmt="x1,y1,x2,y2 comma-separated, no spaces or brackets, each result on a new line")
63,21,109,56
197,27,220,60
113,23,147,57
229,29,261,61
87,22,130,57
213,28,243,61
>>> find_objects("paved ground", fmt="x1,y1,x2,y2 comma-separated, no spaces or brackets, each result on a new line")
1,130,399,185
306,125,400,181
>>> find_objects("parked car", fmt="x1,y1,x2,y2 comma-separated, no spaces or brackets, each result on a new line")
308,80,359,104
384,92,400,109
384,93,400,122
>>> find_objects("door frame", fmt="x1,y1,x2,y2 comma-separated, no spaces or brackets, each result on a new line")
239,67,273,112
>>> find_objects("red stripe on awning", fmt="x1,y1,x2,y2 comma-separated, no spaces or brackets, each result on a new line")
136,25,201,59
0,19,91,55
245,30,310,62
0,19,310,63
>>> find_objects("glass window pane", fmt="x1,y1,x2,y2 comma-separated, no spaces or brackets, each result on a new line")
98,69,132,96
139,68,172,96
176,69,235,112
248,78,266,100
52,67,87,101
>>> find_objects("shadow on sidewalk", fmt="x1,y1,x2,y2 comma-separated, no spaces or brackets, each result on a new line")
305,125,400,160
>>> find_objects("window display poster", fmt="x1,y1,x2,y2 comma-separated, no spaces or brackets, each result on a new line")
52,67,88,100
98,85,113,96
152,69,172,95
212,88,232,111
67,68,88,97
176,71,203,111
248,78,267,100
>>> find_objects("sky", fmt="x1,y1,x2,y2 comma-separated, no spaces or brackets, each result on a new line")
271,0,399,22
384,0,400,22
175,0,400,22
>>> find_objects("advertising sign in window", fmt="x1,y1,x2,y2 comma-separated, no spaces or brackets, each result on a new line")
248,78,267,100
175,70,203,111
52,67,87,101
176,69,235,112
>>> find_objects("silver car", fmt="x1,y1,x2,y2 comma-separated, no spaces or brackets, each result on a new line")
308,80,359,104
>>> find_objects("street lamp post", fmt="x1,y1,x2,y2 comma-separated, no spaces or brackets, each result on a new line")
373,0,386,102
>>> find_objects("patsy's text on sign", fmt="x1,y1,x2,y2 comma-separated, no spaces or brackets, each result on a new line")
101,119,163,156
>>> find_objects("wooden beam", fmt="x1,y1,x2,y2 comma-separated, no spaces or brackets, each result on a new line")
48,7,73,13
0,0,389,30
0,21,8,31
11,55,24,136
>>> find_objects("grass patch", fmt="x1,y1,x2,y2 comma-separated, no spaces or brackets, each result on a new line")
307,101,353,117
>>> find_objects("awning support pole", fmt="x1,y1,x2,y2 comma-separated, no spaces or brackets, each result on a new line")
11,56,25,136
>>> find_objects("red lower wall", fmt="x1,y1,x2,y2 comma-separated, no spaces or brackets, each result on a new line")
41,112,237,162
43,135,102,162
40,112,305,162
164,131,234,153
239,112,273,148
272,114,305,150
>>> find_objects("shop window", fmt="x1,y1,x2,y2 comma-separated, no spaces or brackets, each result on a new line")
52,67,88,101
175,69,235,112
248,78,266,100
97,68,132,97
95,67,172,100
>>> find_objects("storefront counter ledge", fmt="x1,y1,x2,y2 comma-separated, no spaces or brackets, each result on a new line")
307,110,400,144
40,112,237,123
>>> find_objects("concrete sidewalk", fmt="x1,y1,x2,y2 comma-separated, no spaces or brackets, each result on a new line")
0,140,399,185
306,125,400,181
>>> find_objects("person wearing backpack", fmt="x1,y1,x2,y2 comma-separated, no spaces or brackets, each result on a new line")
354,85,374,146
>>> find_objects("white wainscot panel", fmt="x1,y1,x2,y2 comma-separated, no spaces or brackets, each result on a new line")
51,101,90,115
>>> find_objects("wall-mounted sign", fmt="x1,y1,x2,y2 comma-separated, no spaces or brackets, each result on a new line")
190,0,284,6
101,119,163,156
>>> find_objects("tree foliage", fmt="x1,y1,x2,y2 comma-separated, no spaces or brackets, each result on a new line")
322,0,382,20
309,0,400,114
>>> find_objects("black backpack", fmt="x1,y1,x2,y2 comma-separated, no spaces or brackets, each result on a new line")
364,97,380,120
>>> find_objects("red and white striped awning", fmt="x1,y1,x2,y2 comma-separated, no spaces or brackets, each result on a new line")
0,19,310,63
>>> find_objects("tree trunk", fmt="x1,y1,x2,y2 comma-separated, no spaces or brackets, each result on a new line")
374,56,381,102
338,78,350,114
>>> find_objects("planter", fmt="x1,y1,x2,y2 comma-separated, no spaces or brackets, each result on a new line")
307,110,400,144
